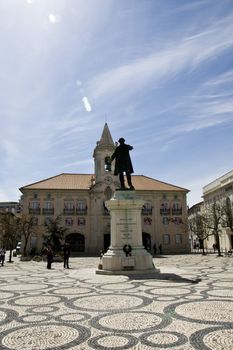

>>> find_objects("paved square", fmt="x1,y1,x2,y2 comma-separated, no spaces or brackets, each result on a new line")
0,254,232,349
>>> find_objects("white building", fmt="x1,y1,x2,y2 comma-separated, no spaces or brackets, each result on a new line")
203,170,233,252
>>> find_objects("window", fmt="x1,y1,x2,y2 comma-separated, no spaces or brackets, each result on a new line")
163,234,170,245
77,201,87,215
29,201,40,215
30,201,40,209
162,217,169,225
78,218,86,226
105,156,112,172
33,193,38,199
64,201,74,210
65,218,73,226
142,202,152,215
175,234,182,244
44,201,52,209
172,202,182,215
160,202,170,215
64,201,75,215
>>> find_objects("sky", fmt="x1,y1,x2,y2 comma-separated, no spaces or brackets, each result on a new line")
0,0,233,207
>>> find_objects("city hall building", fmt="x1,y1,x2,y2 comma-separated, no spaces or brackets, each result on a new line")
20,124,190,255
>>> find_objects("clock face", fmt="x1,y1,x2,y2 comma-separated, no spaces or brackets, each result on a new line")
104,176,113,185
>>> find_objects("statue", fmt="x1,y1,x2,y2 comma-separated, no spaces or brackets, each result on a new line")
111,138,135,190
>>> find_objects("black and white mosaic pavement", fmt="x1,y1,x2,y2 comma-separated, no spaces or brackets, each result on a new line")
0,254,232,349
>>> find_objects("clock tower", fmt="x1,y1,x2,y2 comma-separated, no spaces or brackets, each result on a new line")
93,123,116,186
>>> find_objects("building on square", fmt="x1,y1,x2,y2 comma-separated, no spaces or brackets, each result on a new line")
202,170,233,252
19,123,190,255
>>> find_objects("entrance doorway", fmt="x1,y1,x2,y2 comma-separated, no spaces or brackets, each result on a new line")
65,233,85,252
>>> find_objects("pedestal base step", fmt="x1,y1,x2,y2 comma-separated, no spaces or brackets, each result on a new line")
96,268,160,276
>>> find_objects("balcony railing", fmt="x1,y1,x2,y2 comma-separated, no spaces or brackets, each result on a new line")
42,208,54,215
63,209,75,215
160,208,170,215
172,209,182,215
76,209,88,215
142,208,152,215
29,208,41,215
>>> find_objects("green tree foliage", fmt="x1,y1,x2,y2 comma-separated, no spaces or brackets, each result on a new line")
43,215,67,254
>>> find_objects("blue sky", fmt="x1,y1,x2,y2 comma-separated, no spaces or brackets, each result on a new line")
0,0,233,206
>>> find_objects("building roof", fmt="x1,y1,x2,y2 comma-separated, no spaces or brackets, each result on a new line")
203,169,233,195
20,173,189,193
99,123,114,146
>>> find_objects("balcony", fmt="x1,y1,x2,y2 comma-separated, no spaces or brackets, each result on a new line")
29,208,41,215
76,209,87,215
160,208,170,215
142,208,152,215
63,209,75,215
172,209,182,215
42,208,54,215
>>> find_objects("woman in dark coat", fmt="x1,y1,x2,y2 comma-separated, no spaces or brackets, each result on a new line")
111,138,134,189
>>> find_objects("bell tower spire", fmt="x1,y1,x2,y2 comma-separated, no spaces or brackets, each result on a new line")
93,123,115,184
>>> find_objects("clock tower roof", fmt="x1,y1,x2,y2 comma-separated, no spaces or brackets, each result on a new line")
99,123,114,146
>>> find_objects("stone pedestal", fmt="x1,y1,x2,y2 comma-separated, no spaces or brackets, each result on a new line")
96,190,159,275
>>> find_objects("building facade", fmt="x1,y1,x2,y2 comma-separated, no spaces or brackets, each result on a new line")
19,124,190,255
202,170,233,251
0,202,21,214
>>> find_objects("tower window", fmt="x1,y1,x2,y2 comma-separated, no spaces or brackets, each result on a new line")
105,156,112,172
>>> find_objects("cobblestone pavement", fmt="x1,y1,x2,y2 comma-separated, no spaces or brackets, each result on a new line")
0,254,233,350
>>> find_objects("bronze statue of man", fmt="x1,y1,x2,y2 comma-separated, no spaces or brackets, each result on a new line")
111,138,135,190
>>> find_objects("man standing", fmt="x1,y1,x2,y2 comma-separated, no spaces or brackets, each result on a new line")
46,245,53,269
0,247,6,266
63,242,70,269
111,138,135,190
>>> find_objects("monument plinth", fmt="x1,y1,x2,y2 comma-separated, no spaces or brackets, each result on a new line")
96,190,159,275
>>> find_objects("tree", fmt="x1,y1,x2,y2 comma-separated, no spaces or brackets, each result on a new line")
43,215,67,254
17,215,36,256
221,197,233,234
202,200,223,256
189,213,209,255
0,212,19,262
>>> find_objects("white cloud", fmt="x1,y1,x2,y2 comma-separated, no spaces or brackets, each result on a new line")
87,14,233,101
204,69,233,86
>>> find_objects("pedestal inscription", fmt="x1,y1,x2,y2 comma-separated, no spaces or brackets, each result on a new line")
97,191,159,275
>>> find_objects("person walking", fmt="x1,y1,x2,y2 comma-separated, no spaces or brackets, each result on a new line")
153,243,157,255
46,245,53,269
63,242,70,269
158,244,162,255
0,247,6,266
